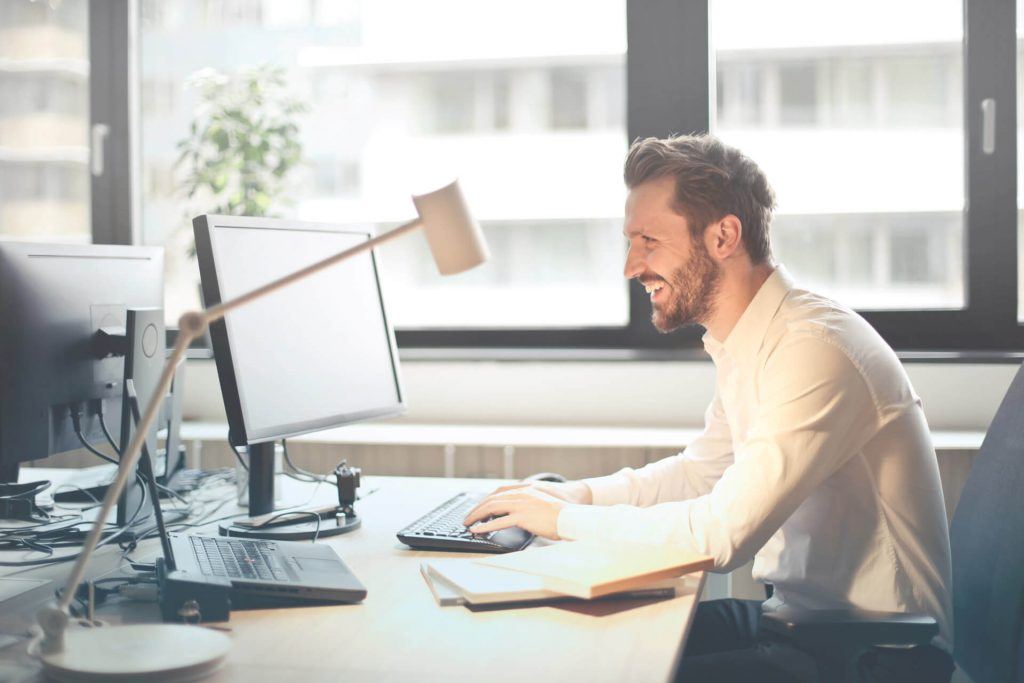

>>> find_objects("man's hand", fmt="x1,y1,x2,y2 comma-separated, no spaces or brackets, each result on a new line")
462,480,592,540
483,480,594,505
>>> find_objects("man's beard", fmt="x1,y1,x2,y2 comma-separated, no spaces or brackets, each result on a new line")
651,241,721,333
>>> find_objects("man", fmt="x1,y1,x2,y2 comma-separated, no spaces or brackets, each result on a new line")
464,134,954,682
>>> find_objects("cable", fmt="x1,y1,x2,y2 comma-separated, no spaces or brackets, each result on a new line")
282,439,333,483
99,409,121,455
246,509,322,542
72,410,119,466
51,483,101,508
0,476,148,567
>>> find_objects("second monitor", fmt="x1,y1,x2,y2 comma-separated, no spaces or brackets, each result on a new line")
194,215,405,537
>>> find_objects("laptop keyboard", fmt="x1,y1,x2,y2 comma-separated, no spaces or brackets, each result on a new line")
190,536,288,581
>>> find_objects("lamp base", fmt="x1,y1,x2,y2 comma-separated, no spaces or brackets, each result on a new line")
37,623,230,682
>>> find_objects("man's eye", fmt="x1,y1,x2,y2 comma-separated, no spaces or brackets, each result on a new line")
642,236,655,243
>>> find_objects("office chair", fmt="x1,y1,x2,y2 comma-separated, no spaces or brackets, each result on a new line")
760,361,1024,682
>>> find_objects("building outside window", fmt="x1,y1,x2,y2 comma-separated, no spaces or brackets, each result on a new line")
0,0,90,241
712,0,964,311
139,0,629,329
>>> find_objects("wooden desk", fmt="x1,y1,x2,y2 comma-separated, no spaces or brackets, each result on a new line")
0,474,705,683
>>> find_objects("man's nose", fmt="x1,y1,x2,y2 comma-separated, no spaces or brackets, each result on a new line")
624,246,643,280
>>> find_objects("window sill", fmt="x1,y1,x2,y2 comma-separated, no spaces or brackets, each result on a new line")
184,346,1024,364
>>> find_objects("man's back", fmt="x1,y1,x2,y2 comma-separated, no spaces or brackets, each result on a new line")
751,277,953,648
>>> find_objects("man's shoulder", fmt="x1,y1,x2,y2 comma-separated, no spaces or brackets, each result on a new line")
771,287,886,358
762,287,915,412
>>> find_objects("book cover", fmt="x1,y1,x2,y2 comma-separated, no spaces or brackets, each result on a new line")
421,558,679,606
475,540,713,599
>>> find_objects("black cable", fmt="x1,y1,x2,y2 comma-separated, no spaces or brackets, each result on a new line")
244,509,322,542
0,477,148,567
72,411,119,466
0,459,152,565
99,410,121,455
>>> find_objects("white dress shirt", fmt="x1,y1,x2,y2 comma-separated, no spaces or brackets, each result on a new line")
557,266,953,648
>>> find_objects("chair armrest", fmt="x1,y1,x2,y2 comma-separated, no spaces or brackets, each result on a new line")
760,606,938,652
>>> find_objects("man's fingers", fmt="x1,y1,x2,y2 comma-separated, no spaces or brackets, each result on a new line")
464,491,526,524
470,514,519,535
463,495,523,526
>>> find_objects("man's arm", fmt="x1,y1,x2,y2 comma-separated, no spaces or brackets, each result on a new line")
556,335,881,571
464,387,734,531
467,335,882,572
464,384,735,535
583,388,735,507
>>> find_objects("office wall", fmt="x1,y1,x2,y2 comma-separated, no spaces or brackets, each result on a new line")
183,358,1016,432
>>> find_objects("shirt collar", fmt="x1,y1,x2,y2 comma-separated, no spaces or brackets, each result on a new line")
702,265,795,363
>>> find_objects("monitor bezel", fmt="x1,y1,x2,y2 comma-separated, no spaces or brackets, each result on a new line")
193,214,406,447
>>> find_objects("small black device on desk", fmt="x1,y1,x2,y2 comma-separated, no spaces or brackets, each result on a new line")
397,492,534,553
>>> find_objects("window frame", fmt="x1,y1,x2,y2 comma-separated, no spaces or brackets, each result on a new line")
89,0,137,246
104,0,1023,354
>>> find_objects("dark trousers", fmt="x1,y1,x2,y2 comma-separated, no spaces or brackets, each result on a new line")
674,599,954,683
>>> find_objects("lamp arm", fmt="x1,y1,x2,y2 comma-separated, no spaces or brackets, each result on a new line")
55,331,194,614
37,216,424,653
34,324,196,654
204,217,422,322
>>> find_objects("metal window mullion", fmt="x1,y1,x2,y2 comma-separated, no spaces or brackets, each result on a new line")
964,0,1018,341
625,0,710,349
88,0,135,245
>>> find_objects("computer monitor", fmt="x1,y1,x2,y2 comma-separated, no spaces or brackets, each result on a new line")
194,215,405,533
0,241,164,524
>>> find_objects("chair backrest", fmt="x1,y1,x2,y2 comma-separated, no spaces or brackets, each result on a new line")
950,362,1024,683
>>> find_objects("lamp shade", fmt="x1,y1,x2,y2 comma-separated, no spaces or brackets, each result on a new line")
412,180,490,275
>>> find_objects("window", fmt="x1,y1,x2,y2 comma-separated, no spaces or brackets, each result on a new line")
139,0,629,332
64,0,1024,352
0,0,90,241
778,62,819,126
712,0,965,312
551,69,589,129
430,73,477,134
1018,0,1024,321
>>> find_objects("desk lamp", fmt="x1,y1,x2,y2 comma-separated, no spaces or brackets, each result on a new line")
31,180,489,682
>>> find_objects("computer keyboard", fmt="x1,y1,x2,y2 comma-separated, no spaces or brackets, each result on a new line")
191,536,288,581
397,492,534,553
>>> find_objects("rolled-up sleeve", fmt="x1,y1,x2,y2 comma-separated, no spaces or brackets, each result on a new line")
581,388,735,508
559,334,879,572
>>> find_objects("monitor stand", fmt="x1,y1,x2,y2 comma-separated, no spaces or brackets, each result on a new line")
0,460,17,486
217,441,360,541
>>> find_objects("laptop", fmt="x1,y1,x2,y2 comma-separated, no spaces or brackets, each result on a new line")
128,384,366,609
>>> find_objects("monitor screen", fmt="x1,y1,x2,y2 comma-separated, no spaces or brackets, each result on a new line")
195,216,404,445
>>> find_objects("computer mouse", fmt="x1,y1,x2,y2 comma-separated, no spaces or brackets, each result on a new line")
524,471,567,484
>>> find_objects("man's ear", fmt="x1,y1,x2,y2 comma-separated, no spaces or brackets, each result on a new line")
706,214,743,260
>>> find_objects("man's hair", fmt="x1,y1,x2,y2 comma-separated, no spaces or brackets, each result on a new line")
623,134,776,264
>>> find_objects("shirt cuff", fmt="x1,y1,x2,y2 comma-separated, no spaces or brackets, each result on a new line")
582,469,634,506
557,503,613,542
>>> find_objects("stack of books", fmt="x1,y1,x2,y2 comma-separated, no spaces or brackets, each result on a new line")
420,540,713,608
